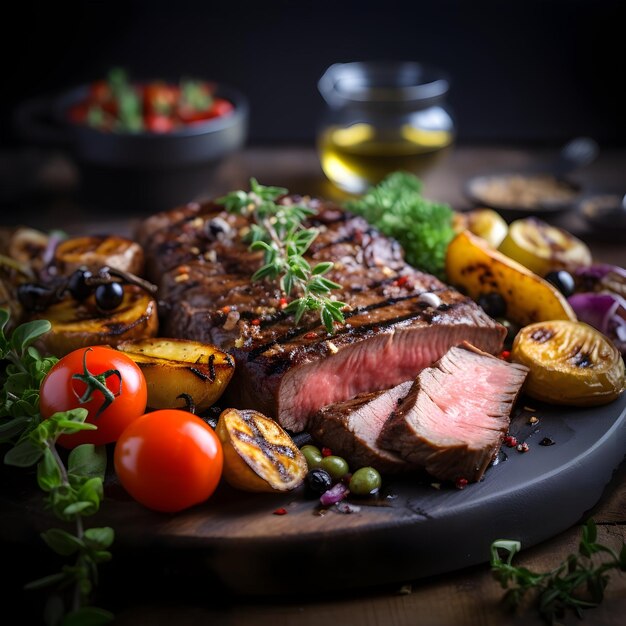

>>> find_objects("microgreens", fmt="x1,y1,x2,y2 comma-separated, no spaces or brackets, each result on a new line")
217,178,347,333
491,519,626,624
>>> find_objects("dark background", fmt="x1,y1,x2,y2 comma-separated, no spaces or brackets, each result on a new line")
3,0,626,148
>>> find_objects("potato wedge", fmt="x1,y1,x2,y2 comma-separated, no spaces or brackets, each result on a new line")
35,284,158,357
445,230,577,327
54,235,145,275
216,408,308,493
116,338,235,411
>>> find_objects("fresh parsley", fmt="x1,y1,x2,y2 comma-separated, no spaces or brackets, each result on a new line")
218,178,347,333
344,171,455,279
491,519,626,624
0,309,114,625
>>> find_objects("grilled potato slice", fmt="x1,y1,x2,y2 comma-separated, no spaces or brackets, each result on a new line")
216,408,308,493
54,235,145,275
498,217,592,276
446,230,577,327
8,227,50,274
35,284,158,357
512,320,625,406
454,208,508,248
116,338,235,411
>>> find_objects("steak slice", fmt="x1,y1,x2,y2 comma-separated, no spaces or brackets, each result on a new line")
377,343,529,483
138,197,507,432
308,381,413,474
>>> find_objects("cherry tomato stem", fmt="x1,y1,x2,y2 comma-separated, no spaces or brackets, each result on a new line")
40,346,147,448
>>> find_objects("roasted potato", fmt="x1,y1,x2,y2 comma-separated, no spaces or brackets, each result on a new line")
8,227,50,274
445,230,577,327
498,217,592,276
35,284,158,357
454,208,508,248
116,337,235,411
511,320,625,406
54,235,145,276
216,408,308,493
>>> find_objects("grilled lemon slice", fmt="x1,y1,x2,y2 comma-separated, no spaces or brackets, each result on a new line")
216,408,308,493
117,338,235,411
54,235,145,275
511,320,625,406
36,284,158,357
498,217,591,277
446,230,577,326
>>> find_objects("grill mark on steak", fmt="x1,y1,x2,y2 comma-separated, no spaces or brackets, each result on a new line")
245,293,453,361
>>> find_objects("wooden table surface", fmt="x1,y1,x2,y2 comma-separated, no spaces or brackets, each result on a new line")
2,144,625,625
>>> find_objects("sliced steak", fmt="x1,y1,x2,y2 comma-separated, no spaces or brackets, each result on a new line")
138,198,507,432
308,381,413,474
377,343,529,483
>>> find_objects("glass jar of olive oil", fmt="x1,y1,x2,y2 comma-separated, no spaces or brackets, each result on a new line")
317,61,455,194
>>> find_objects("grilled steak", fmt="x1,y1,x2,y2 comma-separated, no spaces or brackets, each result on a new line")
377,343,529,483
138,198,507,432
308,381,413,474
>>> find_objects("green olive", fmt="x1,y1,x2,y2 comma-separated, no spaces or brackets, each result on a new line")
300,444,323,469
349,467,382,496
320,455,350,480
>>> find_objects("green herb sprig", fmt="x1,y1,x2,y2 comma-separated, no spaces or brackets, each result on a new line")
218,178,347,333
0,309,114,625
491,519,626,624
344,171,455,279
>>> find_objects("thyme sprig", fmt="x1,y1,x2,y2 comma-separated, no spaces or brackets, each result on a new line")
491,519,626,624
0,309,114,625
218,178,347,333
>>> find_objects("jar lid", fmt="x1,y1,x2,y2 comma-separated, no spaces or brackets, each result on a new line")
318,61,450,109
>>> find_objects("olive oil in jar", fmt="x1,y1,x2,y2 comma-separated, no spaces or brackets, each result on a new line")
318,123,453,194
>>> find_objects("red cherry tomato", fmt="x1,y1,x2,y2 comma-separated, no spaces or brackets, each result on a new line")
40,346,147,449
143,81,179,115
207,97,234,119
89,80,112,104
178,97,234,124
114,410,223,513
145,112,175,133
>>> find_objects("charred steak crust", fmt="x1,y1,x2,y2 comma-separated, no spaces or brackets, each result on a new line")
138,197,507,432
377,342,529,483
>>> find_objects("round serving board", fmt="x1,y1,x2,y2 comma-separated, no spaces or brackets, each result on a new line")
2,393,625,596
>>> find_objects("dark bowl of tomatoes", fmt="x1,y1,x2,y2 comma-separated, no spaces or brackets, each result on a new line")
14,69,249,212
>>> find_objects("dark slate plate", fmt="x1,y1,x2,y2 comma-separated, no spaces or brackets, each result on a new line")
1,393,625,596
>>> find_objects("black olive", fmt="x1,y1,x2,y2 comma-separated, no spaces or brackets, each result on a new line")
94,282,124,311
544,270,575,297
477,292,507,318
67,269,93,301
305,468,333,495
17,283,56,312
